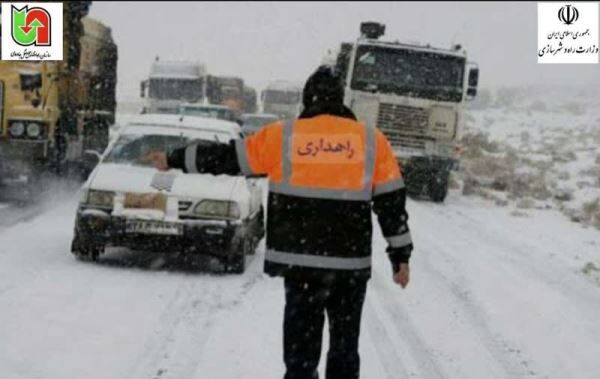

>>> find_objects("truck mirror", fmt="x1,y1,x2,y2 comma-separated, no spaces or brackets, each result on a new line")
468,68,479,88
140,81,146,98
360,22,385,39
466,87,477,97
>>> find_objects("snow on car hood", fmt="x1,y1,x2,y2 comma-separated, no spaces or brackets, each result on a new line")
86,163,250,220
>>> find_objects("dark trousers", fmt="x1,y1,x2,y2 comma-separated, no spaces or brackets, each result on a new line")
283,275,368,379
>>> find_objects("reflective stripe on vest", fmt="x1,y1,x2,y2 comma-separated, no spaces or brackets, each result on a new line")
268,119,377,201
265,249,372,270
373,177,405,196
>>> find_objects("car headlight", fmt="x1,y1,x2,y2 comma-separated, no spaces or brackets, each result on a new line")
9,122,25,137
86,190,115,209
26,122,42,138
193,200,240,219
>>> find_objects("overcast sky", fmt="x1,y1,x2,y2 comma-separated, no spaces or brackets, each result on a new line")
90,1,600,100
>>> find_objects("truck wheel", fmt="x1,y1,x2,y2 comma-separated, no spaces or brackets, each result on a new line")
430,170,449,203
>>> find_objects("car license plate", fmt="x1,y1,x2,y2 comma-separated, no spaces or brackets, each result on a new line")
125,220,183,236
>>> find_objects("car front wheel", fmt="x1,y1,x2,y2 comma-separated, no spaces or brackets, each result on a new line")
225,237,250,274
71,229,103,262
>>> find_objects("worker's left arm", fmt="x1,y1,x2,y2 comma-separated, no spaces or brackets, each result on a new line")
371,130,414,273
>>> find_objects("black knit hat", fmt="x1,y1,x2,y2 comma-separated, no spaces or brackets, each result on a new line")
302,65,344,108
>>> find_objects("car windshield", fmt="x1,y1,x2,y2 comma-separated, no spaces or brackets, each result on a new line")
180,106,235,121
351,45,465,102
104,130,228,166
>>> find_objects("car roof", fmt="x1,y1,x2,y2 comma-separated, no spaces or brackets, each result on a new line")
180,103,233,110
115,125,232,142
242,113,280,119
124,114,239,133
118,123,235,144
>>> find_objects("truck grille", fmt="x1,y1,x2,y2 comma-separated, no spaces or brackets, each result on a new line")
377,103,429,149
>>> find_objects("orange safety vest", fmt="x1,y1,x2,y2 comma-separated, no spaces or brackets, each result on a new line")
233,114,407,273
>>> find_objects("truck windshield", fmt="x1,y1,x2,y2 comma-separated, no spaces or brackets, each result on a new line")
263,90,300,104
351,45,465,102
148,78,204,102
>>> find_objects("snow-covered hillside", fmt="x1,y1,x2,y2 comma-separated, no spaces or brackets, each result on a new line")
460,86,600,230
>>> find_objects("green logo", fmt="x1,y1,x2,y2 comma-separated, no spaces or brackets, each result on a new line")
12,5,51,46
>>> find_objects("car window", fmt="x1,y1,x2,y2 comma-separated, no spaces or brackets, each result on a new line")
104,134,189,166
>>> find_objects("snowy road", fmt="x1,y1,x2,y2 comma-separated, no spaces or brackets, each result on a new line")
1,190,599,379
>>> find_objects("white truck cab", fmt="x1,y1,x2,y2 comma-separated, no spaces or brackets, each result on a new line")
327,22,479,202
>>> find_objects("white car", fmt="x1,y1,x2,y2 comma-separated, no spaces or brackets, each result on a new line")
71,115,264,273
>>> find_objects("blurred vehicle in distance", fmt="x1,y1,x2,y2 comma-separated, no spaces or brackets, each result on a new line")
140,60,206,115
240,113,280,136
261,81,302,120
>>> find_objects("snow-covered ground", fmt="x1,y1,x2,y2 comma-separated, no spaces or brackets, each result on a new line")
461,87,600,230
1,186,600,379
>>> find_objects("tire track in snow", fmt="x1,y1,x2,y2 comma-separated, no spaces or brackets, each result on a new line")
445,205,599,305
418,249,535,378
367,274,446,379
411,201,538,378
363,299,411,379
126,263,264,379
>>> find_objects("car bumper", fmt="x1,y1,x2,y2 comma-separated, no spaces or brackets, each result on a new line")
74,207,249,256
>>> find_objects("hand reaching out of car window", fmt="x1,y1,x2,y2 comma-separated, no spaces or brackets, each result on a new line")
144,151,169,171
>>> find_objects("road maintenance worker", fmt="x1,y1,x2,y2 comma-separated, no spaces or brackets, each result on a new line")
147,65,414,379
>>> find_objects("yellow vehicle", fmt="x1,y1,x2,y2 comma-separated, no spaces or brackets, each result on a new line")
0,2,117,200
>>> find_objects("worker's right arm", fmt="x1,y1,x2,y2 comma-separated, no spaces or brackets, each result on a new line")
162,123,281,177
